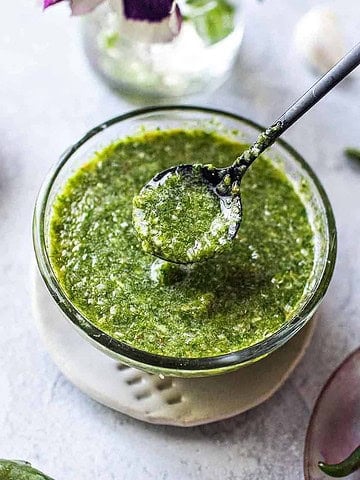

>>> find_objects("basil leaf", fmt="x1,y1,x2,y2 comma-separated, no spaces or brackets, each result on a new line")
185,0,236,45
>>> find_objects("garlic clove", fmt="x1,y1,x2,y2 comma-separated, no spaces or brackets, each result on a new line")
294,7,345,75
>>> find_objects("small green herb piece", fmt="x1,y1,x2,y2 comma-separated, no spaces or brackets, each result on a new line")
103,31,120,50
318,446,360,478
49,129,314,358
344,148,360,161
185,0,235,45
0,460,54,480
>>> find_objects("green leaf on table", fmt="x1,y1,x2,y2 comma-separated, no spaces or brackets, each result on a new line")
184,0,236,45
344,147,360,162
318,445,360,478
0,460,54,480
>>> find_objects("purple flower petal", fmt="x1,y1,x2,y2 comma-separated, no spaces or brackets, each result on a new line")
43,0,104,15
44,0,182,42
43,0,64,8
123,0,175,22
112,0,182,43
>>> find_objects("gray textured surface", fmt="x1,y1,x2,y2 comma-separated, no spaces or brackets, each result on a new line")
0,1,359,479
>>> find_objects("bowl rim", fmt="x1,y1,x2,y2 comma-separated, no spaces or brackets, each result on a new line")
33,105,337,372
303,347,360,480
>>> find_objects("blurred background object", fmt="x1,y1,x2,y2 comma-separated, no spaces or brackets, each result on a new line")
82,0,244,98
304,348,360,480
294,6,345,75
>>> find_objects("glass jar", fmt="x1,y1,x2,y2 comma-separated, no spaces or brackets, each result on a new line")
33,106,337,377
81,1,244,98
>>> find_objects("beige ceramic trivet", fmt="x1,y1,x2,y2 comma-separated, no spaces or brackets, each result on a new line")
32,271,315,427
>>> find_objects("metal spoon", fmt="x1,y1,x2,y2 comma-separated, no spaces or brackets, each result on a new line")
133,42,360,264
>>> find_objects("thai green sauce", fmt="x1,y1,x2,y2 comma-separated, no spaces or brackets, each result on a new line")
133,168,233,263
50,129,314,358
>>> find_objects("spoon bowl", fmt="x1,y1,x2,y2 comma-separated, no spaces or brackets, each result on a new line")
133,163,242,264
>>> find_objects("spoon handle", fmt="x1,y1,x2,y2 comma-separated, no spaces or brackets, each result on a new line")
278,42,360,133
234,42,360,173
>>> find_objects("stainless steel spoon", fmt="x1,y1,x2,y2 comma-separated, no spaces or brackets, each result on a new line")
133,42,360,264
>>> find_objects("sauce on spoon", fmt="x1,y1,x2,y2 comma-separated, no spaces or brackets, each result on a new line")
133,43,360,264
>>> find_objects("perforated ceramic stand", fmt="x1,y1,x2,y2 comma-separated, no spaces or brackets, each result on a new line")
32,272,315,427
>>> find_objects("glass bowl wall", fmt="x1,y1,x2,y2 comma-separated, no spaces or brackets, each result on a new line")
33,106,337,377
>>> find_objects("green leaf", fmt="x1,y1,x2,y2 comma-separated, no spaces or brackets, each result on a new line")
185,0,236,45
318,446,360,478
103,31,120,50
344,147,360,161
0,460,54,480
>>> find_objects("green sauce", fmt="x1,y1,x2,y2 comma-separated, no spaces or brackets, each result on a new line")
133,168,233,263
50,129,314,358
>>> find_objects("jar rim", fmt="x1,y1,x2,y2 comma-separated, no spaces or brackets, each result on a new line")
33,105,337,373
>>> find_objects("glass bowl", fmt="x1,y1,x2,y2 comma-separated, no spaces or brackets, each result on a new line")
33,106,337,377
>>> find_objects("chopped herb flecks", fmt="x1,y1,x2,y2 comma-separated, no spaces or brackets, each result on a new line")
49,129,314,358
